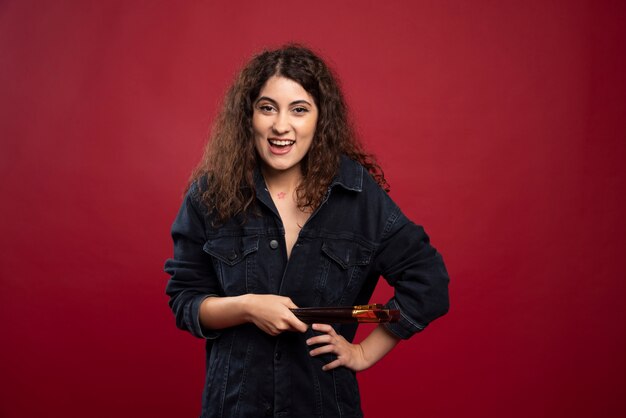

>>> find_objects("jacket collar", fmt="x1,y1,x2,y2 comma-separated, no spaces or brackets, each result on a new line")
329,155,364,192
253,154,364,202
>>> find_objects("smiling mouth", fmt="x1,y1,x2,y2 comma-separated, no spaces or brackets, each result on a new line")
268,138,295,147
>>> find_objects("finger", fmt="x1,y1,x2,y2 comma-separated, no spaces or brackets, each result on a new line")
312,323,335,334
283,297,298,309
285,315,308,333
322,359,343,371
265,326,280,336
309,344,337,357
306,334,334,346
294,320,309,333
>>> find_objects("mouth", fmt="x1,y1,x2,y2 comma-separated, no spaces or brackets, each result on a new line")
268,138,295,148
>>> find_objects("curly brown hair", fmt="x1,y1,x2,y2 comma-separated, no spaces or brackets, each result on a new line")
190,44,388,223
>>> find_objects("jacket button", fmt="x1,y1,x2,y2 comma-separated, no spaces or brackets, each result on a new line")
274,351,281,361
269,239,279,250
227,251,237,261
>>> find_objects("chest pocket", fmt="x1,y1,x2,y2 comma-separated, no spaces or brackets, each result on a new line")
316,239,373,306
203,235,259,295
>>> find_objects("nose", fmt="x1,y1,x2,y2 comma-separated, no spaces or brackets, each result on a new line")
272,111,290,135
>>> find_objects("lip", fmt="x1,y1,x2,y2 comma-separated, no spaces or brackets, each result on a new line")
267,138,295,155
268,137,295,145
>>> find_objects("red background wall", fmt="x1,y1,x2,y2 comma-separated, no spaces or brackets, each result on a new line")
1,1,624,417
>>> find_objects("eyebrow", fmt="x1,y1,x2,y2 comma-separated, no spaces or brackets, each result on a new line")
255,96,313,107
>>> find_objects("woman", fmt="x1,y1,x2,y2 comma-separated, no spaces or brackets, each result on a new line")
165,44,449,418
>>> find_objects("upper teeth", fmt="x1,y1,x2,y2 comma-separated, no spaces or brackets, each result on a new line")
269,139,295,146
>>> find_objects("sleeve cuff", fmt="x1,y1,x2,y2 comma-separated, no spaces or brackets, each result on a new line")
188,294,220,339
383,299,426,339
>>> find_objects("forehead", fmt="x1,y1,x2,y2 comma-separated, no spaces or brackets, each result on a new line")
257,76,314,102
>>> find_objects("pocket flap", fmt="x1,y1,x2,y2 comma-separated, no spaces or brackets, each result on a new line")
321,240,373,269
203,235,260,266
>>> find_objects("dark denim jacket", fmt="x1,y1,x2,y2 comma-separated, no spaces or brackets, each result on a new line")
165,156,449,418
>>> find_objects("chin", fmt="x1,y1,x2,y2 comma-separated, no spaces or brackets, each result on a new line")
263,158,300,173
268,163,296,172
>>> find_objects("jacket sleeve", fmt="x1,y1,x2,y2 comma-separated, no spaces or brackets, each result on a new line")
164,184,221,339
375,205,450,339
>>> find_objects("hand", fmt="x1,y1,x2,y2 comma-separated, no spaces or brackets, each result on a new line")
244,294,308,336
306,323,369,372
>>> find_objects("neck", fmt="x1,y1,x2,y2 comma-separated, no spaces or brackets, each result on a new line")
261,165,303,193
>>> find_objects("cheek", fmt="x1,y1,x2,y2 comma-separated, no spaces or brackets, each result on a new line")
253,136,265,155
302,118,317,139
251,118,261,135
309,114,319,137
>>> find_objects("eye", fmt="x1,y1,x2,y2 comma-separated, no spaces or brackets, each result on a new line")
292,106,309,114
257,104,276,113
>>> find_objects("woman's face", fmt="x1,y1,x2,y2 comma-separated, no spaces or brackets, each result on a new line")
252,75,318,177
